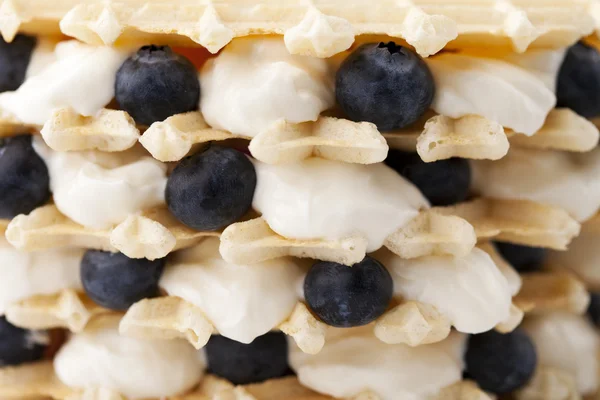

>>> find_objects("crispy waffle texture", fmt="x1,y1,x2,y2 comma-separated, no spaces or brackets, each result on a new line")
0,360,495,400
0,0,596,57
1,1,600,400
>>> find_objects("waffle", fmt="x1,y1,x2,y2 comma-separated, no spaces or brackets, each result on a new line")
513,272,590,315
0,361,493,400
0,0,595,56
385,108,600,160
218,199,581,267
434,198,581,250
4,290,110,333
4,204,218,260
1,103,594,175
0,191,583,263
118,296,455,354
4,103,596,167
372,301,451,346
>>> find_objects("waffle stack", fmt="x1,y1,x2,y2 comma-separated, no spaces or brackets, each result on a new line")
0,1,599,400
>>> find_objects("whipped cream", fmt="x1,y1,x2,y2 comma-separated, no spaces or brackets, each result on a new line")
252,158,428,253
288,326,466,400
0,237,83,315
0,40,130,125
426,51,557,136
471,147,600,222
33,138,167,229
54,316,205,399
25,38,58,78
497,257,522,296
549,227,600,288
200,37,334,137
523,313,600,395
494,49,567,92
377,248,512,333
160,237,303,344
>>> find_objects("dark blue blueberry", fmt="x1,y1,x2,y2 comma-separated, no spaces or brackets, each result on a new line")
465,329,537,395
0,316,47,367
165,145,256,231
115,45,200,126
0,135,50,219
336,42,434,131
304,256,393,328
588,292,600,327
385,150,470,206
0,34,36,93
557,42,600,118
494,241,547,273
205,332,291,385
80,250,165,311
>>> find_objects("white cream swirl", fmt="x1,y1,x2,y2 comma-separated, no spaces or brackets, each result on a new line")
252,158,428,253
471,147,600,222
54,316,205,399
33,138,167,229
494,49,567,92
523,313,600,395
0,236,83,315
426,51,558,136
160,237,303,344
288,326,466,400
377,248,512,333
200,37,334,137
25,38,58,78
0,40,130,125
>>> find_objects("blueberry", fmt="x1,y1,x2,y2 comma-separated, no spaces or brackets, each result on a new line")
304,256,393,328
0,316,47,367
115,45,200,126
0,34,36,93
494,242,547,273
336,42,434,131
465,329,537,395
81,250,165,311
166,145,256,231
588,292,600,327
205,332,291,385
557,42,600,118
0,135,50,219
385,150,470,206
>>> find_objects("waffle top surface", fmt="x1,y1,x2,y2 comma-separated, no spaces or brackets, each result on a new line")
0,0,597,57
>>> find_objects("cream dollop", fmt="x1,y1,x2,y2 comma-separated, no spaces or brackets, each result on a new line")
426,51,557,136
471,147,600,222
252,158,428,252
160,237,304,344
377,248,512,333
200,37,334,137
0,237,83,315
0,40,130,125
549,227,600,288
497,258,522,296
54,316,205,399
25,38,58,78
495,49,567,92
289,326,466,400
33,138,167,229
523,313,600,395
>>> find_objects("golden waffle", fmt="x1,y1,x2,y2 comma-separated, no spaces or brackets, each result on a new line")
0,0,594,58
